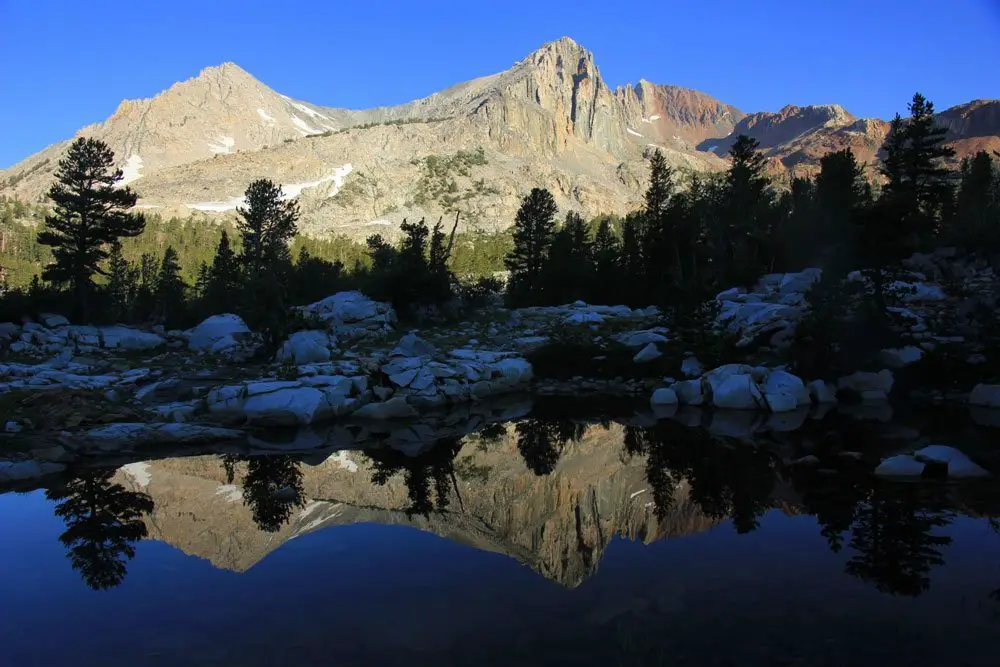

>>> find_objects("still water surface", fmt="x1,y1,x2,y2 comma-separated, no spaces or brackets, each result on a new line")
2,404,999,666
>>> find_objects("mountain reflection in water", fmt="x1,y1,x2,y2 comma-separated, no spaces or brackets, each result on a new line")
3,396,1000,666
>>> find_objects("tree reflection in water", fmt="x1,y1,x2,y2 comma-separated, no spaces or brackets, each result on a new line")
220,454,306,533
844,485,955,597
367,438,465,517
623,421,777,532
46,469,154,591
515,418,585,476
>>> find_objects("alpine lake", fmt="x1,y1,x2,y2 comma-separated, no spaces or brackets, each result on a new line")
2,392,999,667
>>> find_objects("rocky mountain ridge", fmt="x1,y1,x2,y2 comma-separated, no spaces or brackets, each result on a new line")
2,37,997,237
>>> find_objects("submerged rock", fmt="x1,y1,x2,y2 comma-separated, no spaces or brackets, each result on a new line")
969,384,1000,408
0,460,66,483
650,387,678,406
838,370,894,401
874,455,926,478
79,422,243,448
914,445,990,479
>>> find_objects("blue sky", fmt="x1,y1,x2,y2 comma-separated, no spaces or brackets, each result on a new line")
2,0,998,168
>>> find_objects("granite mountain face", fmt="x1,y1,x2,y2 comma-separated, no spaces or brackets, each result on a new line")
2,37,997,238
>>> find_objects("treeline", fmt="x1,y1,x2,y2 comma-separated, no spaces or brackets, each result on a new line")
3,92,997,361
0,137,514,345
505,93,999,311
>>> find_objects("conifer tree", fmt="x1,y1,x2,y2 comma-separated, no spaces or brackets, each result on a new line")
814,149,870,270
589,219,621,305
194,262,211,299
154,246,186,326
131,252,159,322
236,179,299,277
948,151,999,252
643,149,677,298
105,240,133,322
427,219,453,304
203,230,239,313
904,93,956,240
38,137,146,321
505,188,557,306
619,211,647,305
544,211,592,304
723,135,774,284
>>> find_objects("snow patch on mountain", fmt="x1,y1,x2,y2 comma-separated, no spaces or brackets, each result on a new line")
291,116,320,136
187,164,353,211
627,128,643,137
280,164,354,199
208,135,236,154
188,195,245,212
214,484,243,503
290,101,330,121
121,462,151,487
119,155,144,185
257,108,276,123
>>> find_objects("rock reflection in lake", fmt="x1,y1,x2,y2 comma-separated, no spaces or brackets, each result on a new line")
6,397,999,606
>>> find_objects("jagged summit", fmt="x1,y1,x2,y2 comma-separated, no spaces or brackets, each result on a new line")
1,38,995,235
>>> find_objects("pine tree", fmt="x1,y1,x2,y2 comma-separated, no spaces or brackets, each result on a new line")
131,252,159,322
619,211,647,305
643,149,677,298
427,219,453,305
948,151,999,253
236,179,299,277
395,218,432,312
504,188,558,306
904,93,956,241
644,149,674,222
37,137,146,321
543,211,592,305
154,246,186,326
204,230,239,313
814,149,870,270
723,135,774,284
105,240,133,322
589,219,621,305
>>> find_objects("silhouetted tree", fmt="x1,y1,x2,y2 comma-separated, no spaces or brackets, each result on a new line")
154,246,186,325
38,137,146,321
203,230,239,313
240,456,305,533
903,93,956,242
642,148,677,297
505,188,558,306
947,151,999,253
845,486,954,597
619,211,647,305
543,211,592,304
722,135,776,284
368,438,463,517
588,219,621,304
815,148,871,270
46,469,154,591
105,240,134,322
427,219,453,305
